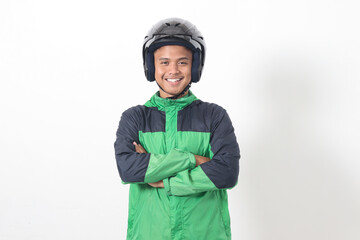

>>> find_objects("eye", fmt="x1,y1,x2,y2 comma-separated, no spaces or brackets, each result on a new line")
179,61,188,65
160,61,169,65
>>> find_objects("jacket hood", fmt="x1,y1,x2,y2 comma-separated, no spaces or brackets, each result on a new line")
144,90,198,111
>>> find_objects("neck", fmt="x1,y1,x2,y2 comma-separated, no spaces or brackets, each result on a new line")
159,90,189,99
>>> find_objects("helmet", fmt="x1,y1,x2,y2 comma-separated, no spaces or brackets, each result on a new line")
142,18,206,83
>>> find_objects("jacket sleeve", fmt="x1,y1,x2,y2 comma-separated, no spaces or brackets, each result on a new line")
114,108,196,184
163,109,240,196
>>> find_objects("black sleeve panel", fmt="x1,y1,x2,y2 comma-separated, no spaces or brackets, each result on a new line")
178,100,210,132
114,106,151,183
200,105,240,189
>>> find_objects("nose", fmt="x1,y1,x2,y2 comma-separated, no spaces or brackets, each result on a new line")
168,62,180,75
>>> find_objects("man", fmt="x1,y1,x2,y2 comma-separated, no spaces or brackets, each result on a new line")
114,18,240,240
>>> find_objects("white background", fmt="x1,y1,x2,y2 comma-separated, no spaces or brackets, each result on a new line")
1,0,359,239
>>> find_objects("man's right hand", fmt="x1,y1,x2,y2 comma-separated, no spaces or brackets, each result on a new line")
194,154,211,166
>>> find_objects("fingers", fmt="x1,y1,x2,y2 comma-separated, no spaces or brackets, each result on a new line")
194,154,211,166
148,180,164,188
133,141,147,153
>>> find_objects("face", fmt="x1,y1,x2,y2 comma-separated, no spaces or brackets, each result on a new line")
154,45,192,98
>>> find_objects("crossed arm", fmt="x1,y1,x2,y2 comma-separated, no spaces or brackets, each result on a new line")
115,107,239,196
132,141,210,188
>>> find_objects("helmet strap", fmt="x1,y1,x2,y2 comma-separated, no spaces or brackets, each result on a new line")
156,82,192,99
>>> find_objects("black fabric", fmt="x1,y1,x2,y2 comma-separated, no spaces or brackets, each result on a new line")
178,100,240,188
123,105,165,133
200,109,240,189
114,106,163,182
178,100,217,132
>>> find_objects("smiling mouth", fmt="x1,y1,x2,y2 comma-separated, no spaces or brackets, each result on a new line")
166,78,183,83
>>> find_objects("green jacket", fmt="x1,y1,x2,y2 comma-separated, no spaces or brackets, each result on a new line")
114,91,240,240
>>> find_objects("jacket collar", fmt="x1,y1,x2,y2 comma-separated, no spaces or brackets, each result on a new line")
144,90,198,111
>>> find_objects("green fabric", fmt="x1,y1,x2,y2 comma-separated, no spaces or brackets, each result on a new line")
144,90,198,110
144,148,196,183
165,167,218,196
177,131,212,157
126,91,232,240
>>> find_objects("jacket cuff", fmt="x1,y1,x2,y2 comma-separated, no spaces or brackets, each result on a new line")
163,178,172,196
188,152,196,169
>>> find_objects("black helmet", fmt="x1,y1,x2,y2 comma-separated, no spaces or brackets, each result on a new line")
143,18,206,83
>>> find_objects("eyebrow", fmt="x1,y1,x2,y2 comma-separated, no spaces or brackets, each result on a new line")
158,57,190,61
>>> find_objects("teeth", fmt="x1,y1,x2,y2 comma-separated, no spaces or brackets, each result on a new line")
167,78,180,82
